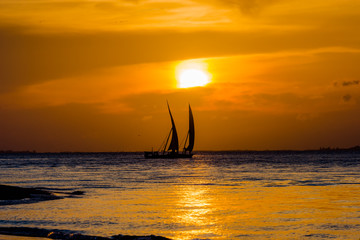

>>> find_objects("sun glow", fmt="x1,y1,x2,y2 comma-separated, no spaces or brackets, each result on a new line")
176,60,211,88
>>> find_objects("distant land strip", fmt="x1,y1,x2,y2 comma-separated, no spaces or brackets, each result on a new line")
1,146,360,154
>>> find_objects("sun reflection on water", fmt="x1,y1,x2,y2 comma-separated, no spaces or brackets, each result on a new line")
172,182,220,240
177,186,211,224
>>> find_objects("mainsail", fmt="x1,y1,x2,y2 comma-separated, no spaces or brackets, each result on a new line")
185,105,195,152
167,102,179,153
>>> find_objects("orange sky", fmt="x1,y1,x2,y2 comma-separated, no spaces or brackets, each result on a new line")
1,0,360,151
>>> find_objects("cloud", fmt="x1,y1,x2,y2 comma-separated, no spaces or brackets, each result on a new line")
193,0,283,16
2,21,360,95
342,80,359,86
0,0,229,32
214,0,281,15
343,94,352,102
333,80,360,87
296,113,318,121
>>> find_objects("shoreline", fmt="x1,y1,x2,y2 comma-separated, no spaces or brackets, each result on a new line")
0,227,172,240
0,186,172,240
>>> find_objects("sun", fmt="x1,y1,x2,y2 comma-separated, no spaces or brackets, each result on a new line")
178,69,210,88
176,60,211,88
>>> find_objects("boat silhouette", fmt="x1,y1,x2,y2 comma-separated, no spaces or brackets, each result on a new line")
144,102,194,159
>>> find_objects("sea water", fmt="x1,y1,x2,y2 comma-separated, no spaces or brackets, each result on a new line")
0,152,360,240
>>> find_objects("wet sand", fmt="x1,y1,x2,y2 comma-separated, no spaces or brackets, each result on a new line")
0,235,48,240
0,185,60,200
0,227,172,240
0,184,84,205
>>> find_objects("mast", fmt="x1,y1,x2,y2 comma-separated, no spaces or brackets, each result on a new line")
185,104,195,153
167,102,179,153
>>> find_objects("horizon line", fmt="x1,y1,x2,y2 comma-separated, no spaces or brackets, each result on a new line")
1,146,360,154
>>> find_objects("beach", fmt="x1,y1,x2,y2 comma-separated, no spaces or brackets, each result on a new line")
0,185,170,240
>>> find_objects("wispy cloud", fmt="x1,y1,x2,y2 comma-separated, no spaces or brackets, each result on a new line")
343,94,352,102
342,80,359,87
202,0,283,15
0,0,230,32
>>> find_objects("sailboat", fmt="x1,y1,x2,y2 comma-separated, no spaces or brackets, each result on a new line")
144,102,195,159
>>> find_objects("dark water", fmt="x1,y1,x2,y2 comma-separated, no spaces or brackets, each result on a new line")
1,152,360,239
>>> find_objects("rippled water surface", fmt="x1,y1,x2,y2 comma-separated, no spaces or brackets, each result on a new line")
1,152,360,239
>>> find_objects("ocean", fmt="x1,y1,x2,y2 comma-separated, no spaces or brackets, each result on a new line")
0,151,360,240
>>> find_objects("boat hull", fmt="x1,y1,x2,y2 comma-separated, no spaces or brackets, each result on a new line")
144,151,193,159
